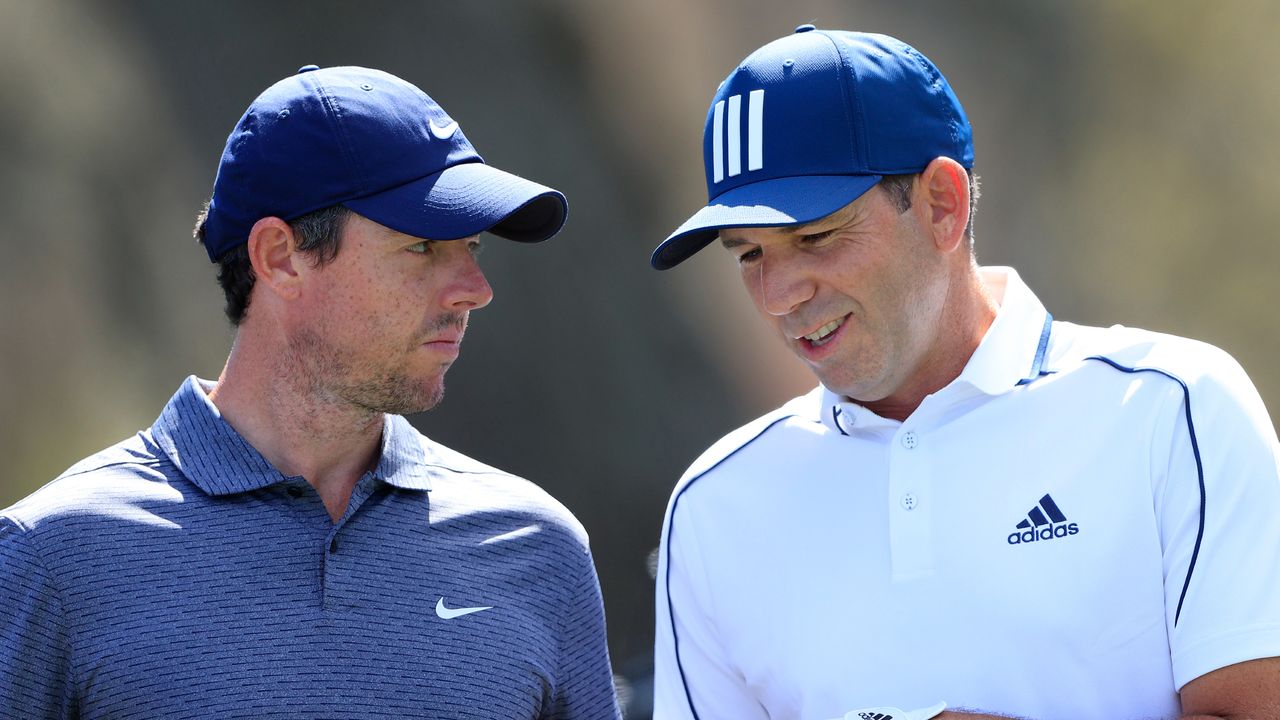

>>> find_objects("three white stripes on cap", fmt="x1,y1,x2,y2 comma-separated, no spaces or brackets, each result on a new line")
712,89,764,183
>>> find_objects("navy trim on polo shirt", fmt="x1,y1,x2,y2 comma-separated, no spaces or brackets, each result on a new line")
664,412,802,720
1017,312,1055,386
1085,356,1206,627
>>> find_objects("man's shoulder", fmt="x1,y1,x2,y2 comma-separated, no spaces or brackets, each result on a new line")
418,437,515,479
672,387,828,495
2,431,178,535
415,435,590,547
1053,321,1254,391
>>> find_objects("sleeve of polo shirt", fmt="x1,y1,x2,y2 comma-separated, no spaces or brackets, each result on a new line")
655,496,769,720
545,542,622,720
0,517,75,719
1155,351,1280,690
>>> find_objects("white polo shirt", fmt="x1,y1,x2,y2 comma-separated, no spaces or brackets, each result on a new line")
654,267,1280,720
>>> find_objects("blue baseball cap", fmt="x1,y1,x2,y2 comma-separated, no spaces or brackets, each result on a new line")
651,26,973,270
201,65,567,261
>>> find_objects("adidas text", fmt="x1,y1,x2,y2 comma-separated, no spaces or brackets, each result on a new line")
1008,522,1079,545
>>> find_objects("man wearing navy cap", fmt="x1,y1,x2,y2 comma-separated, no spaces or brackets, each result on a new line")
652,26,1280,720
0,66,620,719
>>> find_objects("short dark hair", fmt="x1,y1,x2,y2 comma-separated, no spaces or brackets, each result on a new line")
878,169,981,240
193,204,352,325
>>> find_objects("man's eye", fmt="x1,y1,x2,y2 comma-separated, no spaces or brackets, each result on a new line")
737,248,762,264
799,230,833,245
407,241,433,254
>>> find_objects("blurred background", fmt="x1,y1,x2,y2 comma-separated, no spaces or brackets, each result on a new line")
2,1,1278,716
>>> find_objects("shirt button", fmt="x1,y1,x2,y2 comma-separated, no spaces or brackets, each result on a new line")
901,431,919,449
901,492,918,511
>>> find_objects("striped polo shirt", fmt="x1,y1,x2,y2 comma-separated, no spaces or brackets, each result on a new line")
0,377,620,719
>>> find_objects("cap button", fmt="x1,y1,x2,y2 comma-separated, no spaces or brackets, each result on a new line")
794,23,816,33
297,64,320,74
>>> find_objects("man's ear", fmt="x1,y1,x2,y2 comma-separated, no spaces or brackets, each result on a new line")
917,157,970,254
245,217,304,301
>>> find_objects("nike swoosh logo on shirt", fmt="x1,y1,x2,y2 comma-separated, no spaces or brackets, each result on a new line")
435,597,493,620
429,119,459,140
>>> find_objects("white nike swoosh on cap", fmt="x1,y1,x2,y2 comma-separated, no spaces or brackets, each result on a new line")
429,119,459,140
435,597,493,620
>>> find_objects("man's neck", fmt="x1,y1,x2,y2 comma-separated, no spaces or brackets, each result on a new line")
207,335,383,523
861,263,999,422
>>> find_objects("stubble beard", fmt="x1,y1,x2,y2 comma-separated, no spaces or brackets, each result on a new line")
287,313,466,417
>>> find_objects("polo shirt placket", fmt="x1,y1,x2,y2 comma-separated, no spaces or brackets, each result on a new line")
153,380,439,616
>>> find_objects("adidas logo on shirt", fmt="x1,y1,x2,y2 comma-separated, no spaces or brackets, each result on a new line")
1007,493,1079,545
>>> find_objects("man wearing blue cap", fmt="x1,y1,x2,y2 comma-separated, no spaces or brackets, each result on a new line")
652,26,1280,720
0,66,620,719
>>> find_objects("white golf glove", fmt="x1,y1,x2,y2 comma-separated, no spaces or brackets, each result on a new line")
830,701,947,720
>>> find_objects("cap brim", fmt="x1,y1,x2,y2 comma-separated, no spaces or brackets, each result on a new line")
651,174,882,270
345,160,567,243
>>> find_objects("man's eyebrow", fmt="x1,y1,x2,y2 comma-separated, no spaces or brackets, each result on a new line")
791,214,845,234
717,210,849,248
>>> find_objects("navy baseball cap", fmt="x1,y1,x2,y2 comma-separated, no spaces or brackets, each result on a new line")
201,65,567,261
651,26,973,270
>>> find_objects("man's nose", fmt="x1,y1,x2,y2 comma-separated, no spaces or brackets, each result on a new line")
442,244,493,311
758,255,814,317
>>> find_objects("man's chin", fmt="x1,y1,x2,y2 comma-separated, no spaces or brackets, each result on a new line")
359,378,445,416
397,384,445,415
812,372,875,404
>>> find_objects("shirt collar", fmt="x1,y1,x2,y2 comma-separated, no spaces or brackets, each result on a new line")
151,376,433,496
956,266,1053,396
376,414,433,491
819,266,1052,433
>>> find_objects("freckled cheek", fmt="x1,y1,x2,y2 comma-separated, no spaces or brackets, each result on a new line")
411,269,458,308
319,271,407,332
324,283,377,321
